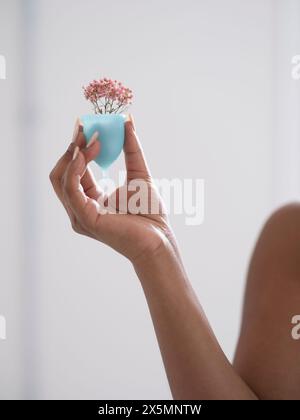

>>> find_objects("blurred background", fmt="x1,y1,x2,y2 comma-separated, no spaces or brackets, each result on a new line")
0,0,300,399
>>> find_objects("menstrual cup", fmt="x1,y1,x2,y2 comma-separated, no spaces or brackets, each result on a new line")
81,113,126,170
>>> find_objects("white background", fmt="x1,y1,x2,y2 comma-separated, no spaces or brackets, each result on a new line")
0,0,299,399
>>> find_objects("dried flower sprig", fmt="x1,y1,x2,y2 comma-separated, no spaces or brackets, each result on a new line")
83,78,133,114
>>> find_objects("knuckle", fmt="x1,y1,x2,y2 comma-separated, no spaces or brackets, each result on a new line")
66,143,74,154
49,169,56,184
71,218,83,234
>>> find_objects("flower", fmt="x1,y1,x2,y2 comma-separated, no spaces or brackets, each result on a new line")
83,78,133,114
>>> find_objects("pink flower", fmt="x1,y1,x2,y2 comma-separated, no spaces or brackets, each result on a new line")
83,77,133,114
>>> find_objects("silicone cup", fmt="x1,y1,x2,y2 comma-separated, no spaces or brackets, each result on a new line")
81,114,126,170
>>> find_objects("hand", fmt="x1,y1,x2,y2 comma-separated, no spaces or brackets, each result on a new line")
50,115,177,263
50,117,257,401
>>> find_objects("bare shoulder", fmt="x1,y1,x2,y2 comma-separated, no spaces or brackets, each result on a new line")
265,202,300,230
234,202,300,400
253,202,300,272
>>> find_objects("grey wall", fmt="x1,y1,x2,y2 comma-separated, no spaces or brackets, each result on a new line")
0,0,23,399
0,0,299,400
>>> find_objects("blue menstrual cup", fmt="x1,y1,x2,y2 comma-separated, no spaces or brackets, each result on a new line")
81,114,126,170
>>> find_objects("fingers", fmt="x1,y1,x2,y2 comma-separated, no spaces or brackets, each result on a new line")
50,119,86,201
63,146,100,231
83,131,100,162
124,114,151,180
80,132,102,200
50,119,102,236
50,120,101,202
73,122,101,197
63,147,87,213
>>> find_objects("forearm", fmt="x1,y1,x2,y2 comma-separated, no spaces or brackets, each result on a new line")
133,242,257,400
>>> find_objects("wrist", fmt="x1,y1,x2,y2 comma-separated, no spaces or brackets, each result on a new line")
132,236,189,292
132,238,175,272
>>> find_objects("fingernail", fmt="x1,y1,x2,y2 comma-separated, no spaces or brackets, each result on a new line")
73,146,79,161
129,113,135,129
72,118,80,143
86,131,99,148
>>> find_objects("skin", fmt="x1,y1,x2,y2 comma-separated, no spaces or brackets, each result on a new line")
234,203,300,400
50,116,300,400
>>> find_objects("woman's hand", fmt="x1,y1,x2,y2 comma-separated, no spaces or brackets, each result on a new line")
50,115,258,400
50,115,177,263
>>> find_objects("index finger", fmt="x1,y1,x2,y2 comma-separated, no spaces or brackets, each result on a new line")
63,148,100,231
